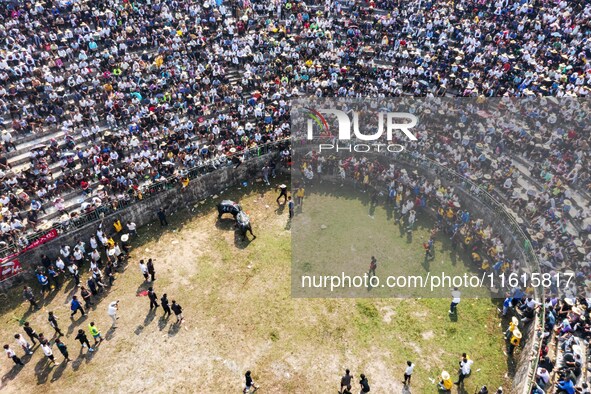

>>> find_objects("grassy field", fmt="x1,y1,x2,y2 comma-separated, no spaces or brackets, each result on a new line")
0,179,512,393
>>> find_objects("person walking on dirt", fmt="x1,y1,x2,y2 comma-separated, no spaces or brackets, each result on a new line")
276,184,288,204
108,301,119,328
80,286,93,308
171,300,184,324
161,294,172,318
23,322,40,345
339,369,353,394
148,287,159,309
4,344,24,366
40,340,59,366
74,329,94,352
140,260,149,281
147,259,156,281
70,296,85,318
14,334,33,355
48,311,64,336
22,286,39,310
359,374,370,393
55,338,71,362
243,370,258,393
88,322,103,346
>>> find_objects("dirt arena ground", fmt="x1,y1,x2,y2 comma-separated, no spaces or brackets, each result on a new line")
0,180,511,393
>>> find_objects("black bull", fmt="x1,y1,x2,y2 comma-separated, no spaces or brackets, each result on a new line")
217,200,242,218
236,211,256,239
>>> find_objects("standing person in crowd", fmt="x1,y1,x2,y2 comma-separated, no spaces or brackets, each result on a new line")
148,287,159,310
22,286,39,310
48,311,63,336
108,301,119,328
171,300,184,324
127,222,138,237
276,184,288,204
55,338,71,362
508,329,522,356
243,370,258,393
4,344,24,366
139,260,149,281
359,374,370,394
262,165,270,186
69,262,81,287
157,207,168,227
14,334,33,355
288,196,294,219
161,294,172,318
147,259,156,281
74,329,94,353
339,369,352,394
449,287,461,315
82,283,95,305
403,360,414,386
296,186,305,207
70,295,85,318
23,322,40,345
88,322,103,346
40,340,59,366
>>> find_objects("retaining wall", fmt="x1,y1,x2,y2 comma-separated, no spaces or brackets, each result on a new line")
0,153,274,291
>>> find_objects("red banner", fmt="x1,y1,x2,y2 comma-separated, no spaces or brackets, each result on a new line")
0,229,59,265
0,259,22,283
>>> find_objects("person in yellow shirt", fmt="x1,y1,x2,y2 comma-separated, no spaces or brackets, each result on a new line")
438,370,453,391
509,329,521,356
113,219,123,233
295,187,305,207
505,316,519,339
181,176,190,189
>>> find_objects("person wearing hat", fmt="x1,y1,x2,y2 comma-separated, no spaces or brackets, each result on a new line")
505,316,519,340
276,184,288,204
438,370,453,391
508,329,522,356
120,233,131,254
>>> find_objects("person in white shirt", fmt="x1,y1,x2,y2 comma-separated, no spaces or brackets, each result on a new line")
60,245,70,259
40,340,59,365
127,221,137,237
14,333,33,355
456,354,473,385
139,260,149,281
3,344,24,365
107,300,119,328
403,361,415,386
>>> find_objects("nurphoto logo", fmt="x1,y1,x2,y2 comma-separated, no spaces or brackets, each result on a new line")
305,108,418,153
